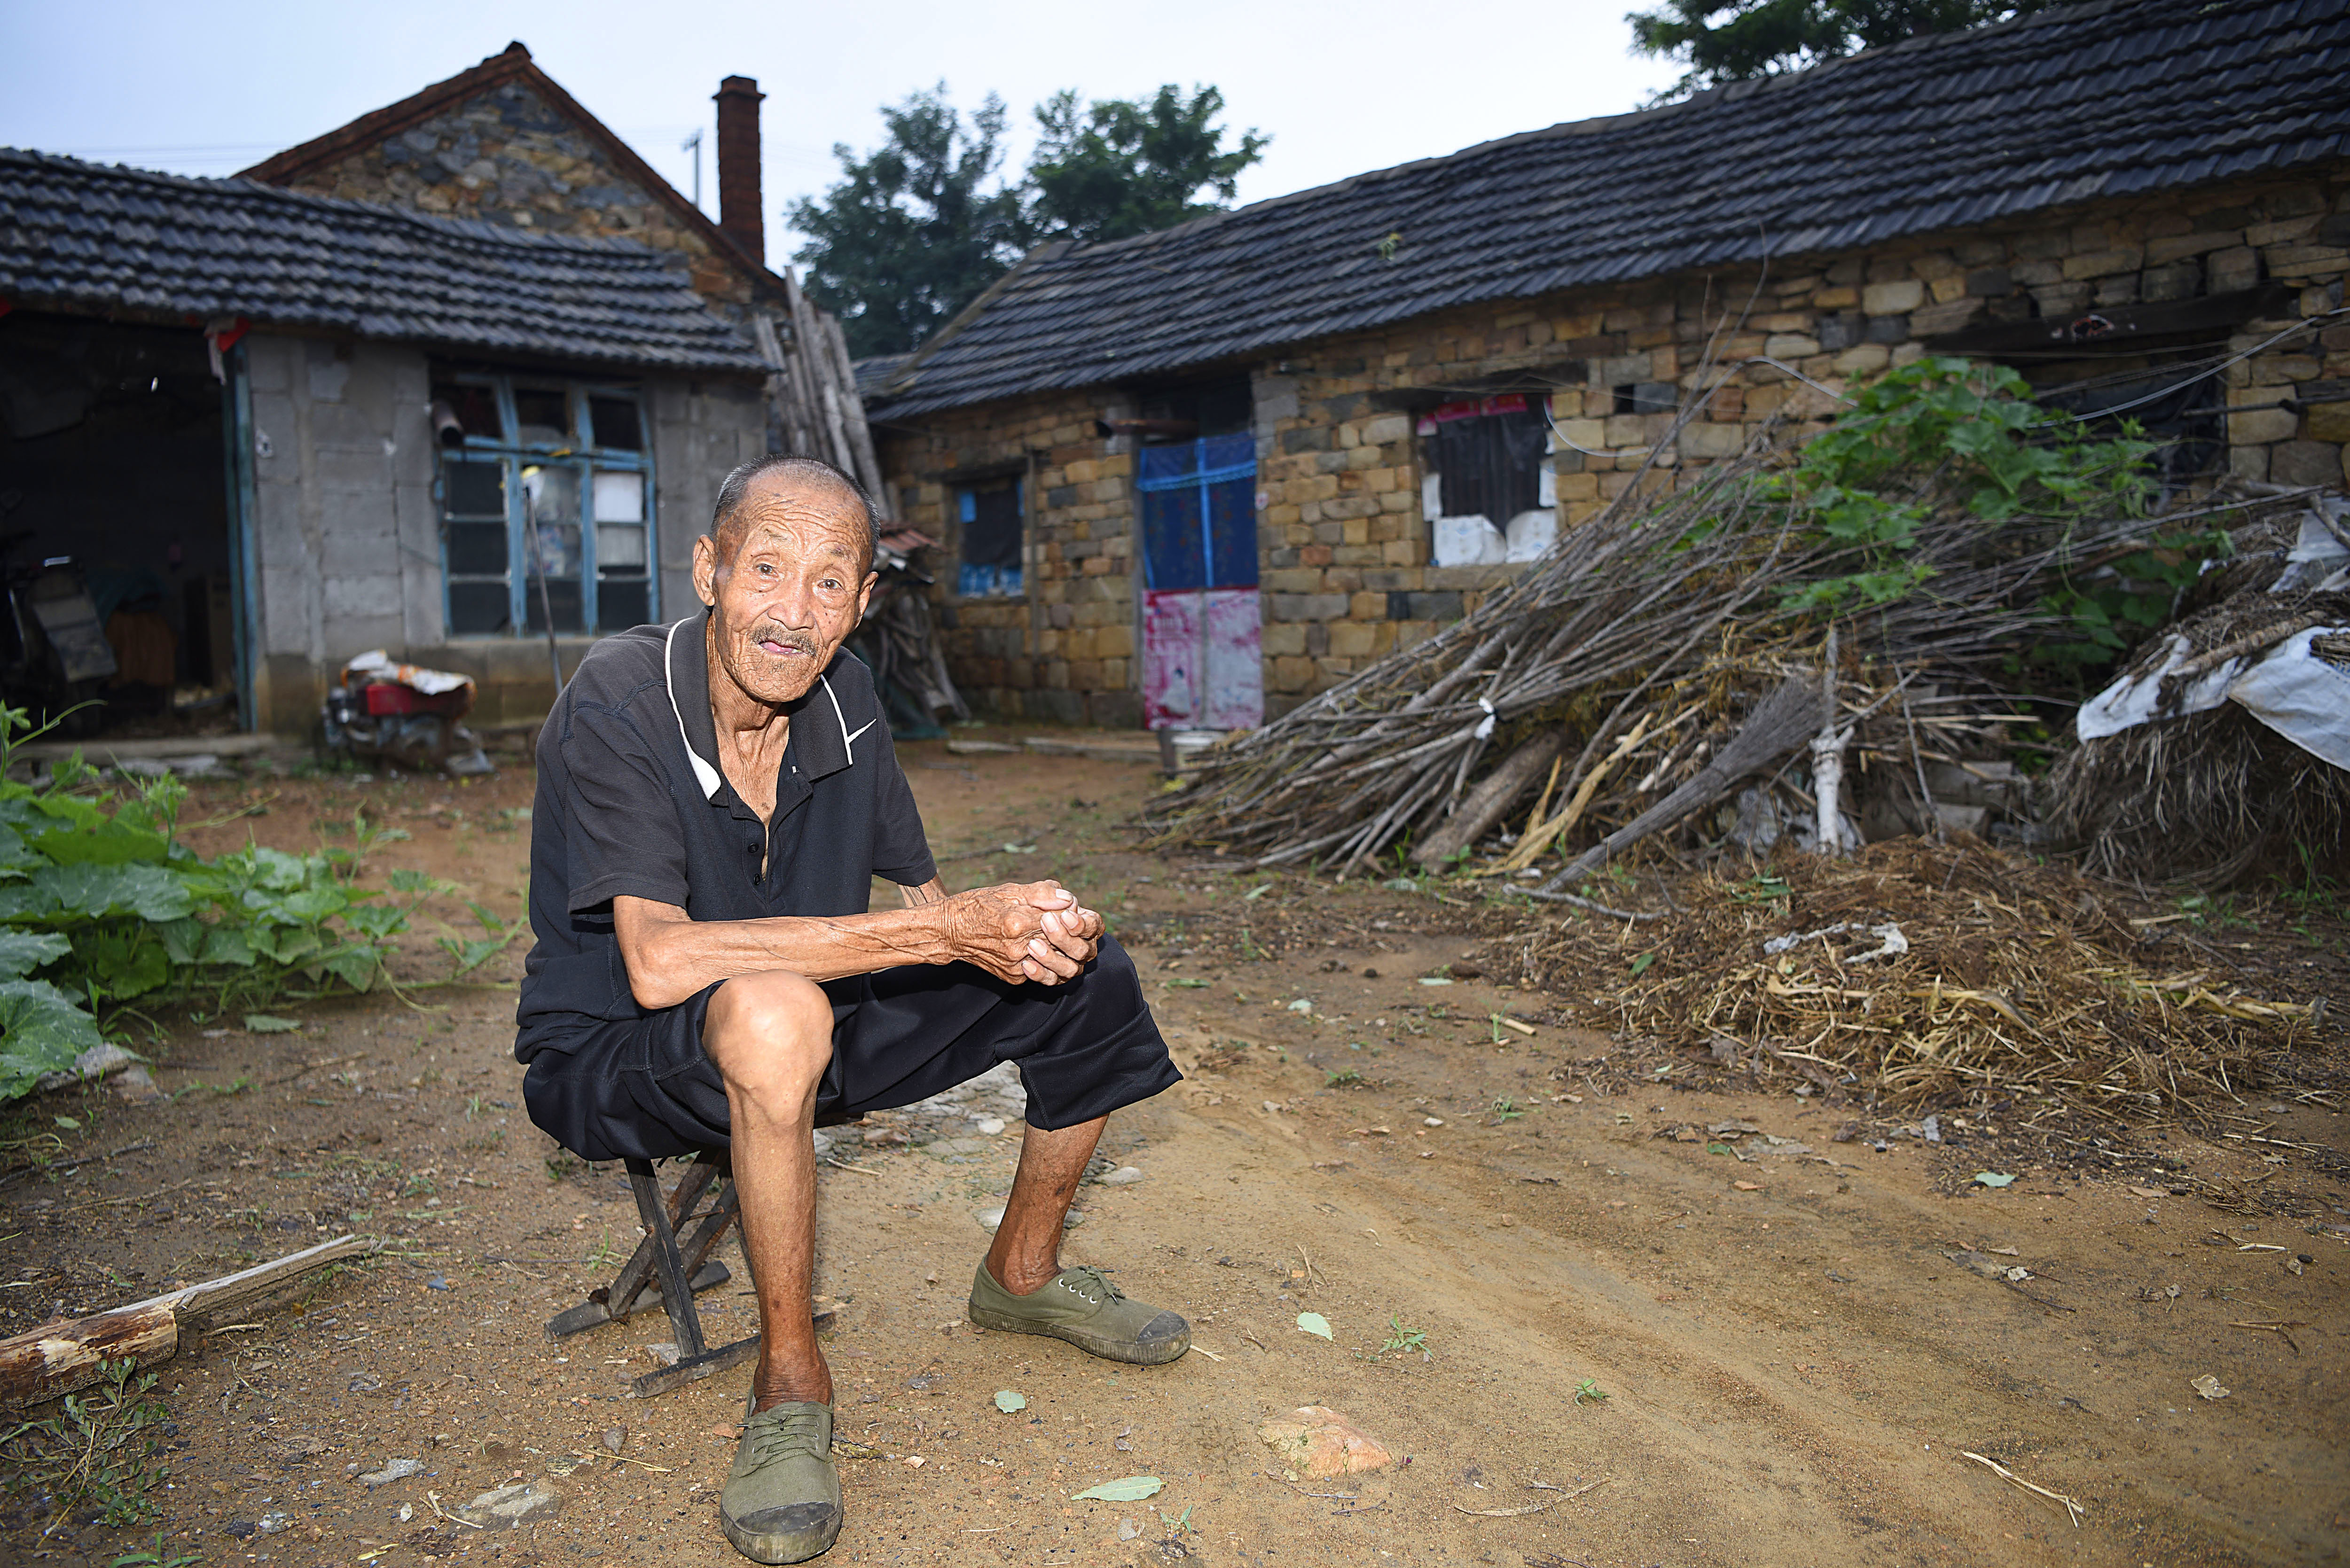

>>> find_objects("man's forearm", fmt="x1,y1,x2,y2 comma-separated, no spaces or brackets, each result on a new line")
616,897,953,1009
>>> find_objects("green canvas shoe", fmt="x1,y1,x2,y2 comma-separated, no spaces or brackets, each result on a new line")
719,1400,843,1564
967,1262,1191,1365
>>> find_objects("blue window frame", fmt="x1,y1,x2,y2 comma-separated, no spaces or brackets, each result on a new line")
956,478,1024,598
1137,434,1258,591
432,373,656,636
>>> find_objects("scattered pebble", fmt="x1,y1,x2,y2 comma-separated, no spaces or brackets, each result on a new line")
357,1457,423,1488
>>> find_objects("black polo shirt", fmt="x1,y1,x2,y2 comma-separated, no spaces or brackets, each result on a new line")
515,612,937,1061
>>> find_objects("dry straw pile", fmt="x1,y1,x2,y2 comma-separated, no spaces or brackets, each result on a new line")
1522,838,2322,1116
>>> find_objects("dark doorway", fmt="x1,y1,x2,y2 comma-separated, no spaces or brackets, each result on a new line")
0,312,238,737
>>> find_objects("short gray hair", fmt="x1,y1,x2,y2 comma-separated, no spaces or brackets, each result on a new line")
710,454,878,560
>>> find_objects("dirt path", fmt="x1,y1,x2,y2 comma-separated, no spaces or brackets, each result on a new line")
3,733,2343,1568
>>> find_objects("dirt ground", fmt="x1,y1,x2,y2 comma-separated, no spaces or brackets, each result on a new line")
3,729,2345,1568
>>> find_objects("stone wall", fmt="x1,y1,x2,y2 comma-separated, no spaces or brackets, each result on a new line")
268,81,752,305
877,166,2350,723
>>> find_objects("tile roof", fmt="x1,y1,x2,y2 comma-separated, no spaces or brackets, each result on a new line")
852,352,912,399
236,41,781,298
0,149,772,373
872,0,2350,418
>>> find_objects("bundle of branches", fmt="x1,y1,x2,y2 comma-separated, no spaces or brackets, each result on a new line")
2046,585,2350,887
1520,837,2321,1117
1143,392,2268,882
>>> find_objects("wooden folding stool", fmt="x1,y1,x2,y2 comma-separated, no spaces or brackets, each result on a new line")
545,1153,758,1399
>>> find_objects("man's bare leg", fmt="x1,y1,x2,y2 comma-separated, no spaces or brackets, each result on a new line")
702,971,837,1411
967,1112,1188,1362
984,1116,1108,1295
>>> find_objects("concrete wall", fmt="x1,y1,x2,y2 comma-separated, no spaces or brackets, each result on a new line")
876,166,2350,723
242,333,769,734
649,375,769,620
246,334,439,734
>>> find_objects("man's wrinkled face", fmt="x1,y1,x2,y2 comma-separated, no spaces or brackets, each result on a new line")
693,474,876,709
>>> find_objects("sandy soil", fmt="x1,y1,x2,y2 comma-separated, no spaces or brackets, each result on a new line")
3,731,2345,1568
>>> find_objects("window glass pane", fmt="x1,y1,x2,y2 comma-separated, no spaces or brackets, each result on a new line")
597,524,648,571
431,382,503,443
446,522,509,576
961,484,1022,570
449,581,511,635
514,387,571,447
524,466,583,575
526,580,584,633
589,397,643,452
597,579,650,632
592,470,645,523
444,460,504,517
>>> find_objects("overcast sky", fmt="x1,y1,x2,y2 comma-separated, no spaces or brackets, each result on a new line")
0,0,1683,271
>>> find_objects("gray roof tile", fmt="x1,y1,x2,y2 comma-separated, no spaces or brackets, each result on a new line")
873,0,2350,417
0,148,770,373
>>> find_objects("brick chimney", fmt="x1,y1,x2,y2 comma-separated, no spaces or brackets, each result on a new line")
713,75,766,265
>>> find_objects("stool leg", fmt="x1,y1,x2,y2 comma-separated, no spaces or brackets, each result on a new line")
625,1157,707,1359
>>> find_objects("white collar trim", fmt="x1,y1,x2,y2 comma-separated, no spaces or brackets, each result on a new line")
820,673,875,764
663,616,726,800
666,617,870,795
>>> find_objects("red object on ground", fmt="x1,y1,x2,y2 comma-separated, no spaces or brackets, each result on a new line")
362,682,468,716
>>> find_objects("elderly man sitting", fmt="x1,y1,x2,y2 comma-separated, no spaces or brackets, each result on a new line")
513,455,1186,1564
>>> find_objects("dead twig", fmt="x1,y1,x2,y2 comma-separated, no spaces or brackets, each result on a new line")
2229,1319,2308,1356
1962,1451,2083,1527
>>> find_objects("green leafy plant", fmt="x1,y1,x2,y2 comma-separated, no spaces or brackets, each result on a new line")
1728,874,1793,905
1490,1097,1525,1122
2277,840,2344,941
1323,1068,1363,1088
437,899,520,978
2175,891,2254,932
1762,358,2159,637
110,1533,204,1568
0,707,446,1100
2030,525,2234,670
1574,1377,1608,1405
0,1357,174,1531
1378,1314,1428,1356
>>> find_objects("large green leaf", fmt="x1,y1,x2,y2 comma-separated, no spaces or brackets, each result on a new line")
201,926,258,968
343,901,409,939
155,916,206,966
319,945,381,992
0,930,71,979
30,814,170,867
251,925,323,965
27,863,195,922
0,978,105,1101
72,927,171,1000
0,822,39,879
272,888,350,923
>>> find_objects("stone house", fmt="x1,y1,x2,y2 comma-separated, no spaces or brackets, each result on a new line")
1,46,885,741
0,149,772,735
862,0,2350,727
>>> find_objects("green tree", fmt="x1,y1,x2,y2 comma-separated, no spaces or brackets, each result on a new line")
1025,85,1268,245
788,85,1030,359
1627,0,2057,99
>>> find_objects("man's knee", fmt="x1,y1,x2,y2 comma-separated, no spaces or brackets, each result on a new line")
704,971,834,1101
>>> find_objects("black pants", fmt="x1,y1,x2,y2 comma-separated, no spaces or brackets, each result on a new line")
520,936,1178,1162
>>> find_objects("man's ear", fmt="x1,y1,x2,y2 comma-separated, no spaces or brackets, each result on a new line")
691,534,718,608
854,568,879,625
